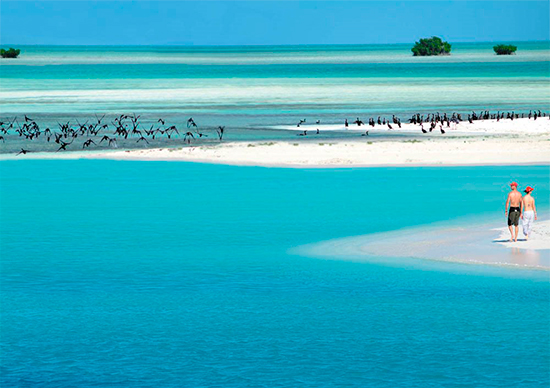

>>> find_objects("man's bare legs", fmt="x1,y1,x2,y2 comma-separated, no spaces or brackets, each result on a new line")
508,225,514,242
508,225,518,242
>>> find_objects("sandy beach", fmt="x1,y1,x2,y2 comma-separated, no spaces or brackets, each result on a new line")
296,218,550,270
3,125,549,168
495,220,550,251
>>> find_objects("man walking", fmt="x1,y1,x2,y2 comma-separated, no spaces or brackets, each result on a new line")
505,182,522,242
522,187,537,240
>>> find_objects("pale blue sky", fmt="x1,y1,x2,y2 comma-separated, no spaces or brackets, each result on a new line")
1,1,549,45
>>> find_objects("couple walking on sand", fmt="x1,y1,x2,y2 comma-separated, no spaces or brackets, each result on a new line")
505,182,537,242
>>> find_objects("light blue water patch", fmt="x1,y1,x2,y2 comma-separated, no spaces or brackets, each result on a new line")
7,41,550,64
1,43,549,120
1,161,549,386
3,62,549,79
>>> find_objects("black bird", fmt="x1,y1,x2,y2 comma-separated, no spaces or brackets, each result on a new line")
216,126,225,141
184,132,195,144
56,140,72,152
158,118,165,125
421,124,427,134
361,130,369,136
297,119,306,127
99,135,111,144
24,115,33,122
195,129,207,138
137,136,149,144
387,123,392,130
17,148,31,155
0,136,4,143
82,139,96,148
187,118,197,128
440,124,445,134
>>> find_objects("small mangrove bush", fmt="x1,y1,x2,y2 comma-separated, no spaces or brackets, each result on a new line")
411,36,451,56
493,44,517,55
1,48,21,58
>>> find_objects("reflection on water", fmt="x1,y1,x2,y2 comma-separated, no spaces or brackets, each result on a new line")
509,247,547,268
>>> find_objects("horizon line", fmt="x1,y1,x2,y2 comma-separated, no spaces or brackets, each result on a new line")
1,39,549,48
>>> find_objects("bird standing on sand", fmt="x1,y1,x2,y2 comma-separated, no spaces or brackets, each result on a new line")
217,126,225,141
184,132,195,144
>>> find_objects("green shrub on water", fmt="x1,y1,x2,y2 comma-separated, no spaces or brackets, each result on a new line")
1,48,21,58
493,44,517,55
411,37,451,56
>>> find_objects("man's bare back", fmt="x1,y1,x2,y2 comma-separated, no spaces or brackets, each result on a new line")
508,191,522,207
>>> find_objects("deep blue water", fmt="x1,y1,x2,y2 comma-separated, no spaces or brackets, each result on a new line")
1,161,549,387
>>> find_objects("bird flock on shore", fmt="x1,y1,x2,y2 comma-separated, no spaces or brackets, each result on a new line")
1,110,547,155
0,114,226,155
294,110,547,136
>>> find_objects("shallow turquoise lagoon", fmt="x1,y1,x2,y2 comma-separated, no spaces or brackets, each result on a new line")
1,161,549,387
1,43,549,121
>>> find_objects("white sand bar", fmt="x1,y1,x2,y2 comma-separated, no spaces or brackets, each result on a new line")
4,135,549,168
2,118,549,167
295,219,550,270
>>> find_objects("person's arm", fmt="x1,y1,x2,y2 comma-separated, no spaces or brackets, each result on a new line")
505,194,510,215
534,199,537,220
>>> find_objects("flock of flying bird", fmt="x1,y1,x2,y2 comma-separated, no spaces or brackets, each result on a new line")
0,114,226,155
1,110,547,155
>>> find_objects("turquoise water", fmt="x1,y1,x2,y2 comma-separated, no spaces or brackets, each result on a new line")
1,42,549,124
1,161,549,386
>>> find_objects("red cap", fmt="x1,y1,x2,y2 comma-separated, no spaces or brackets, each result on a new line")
510,182,518,187
524,186,534,193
